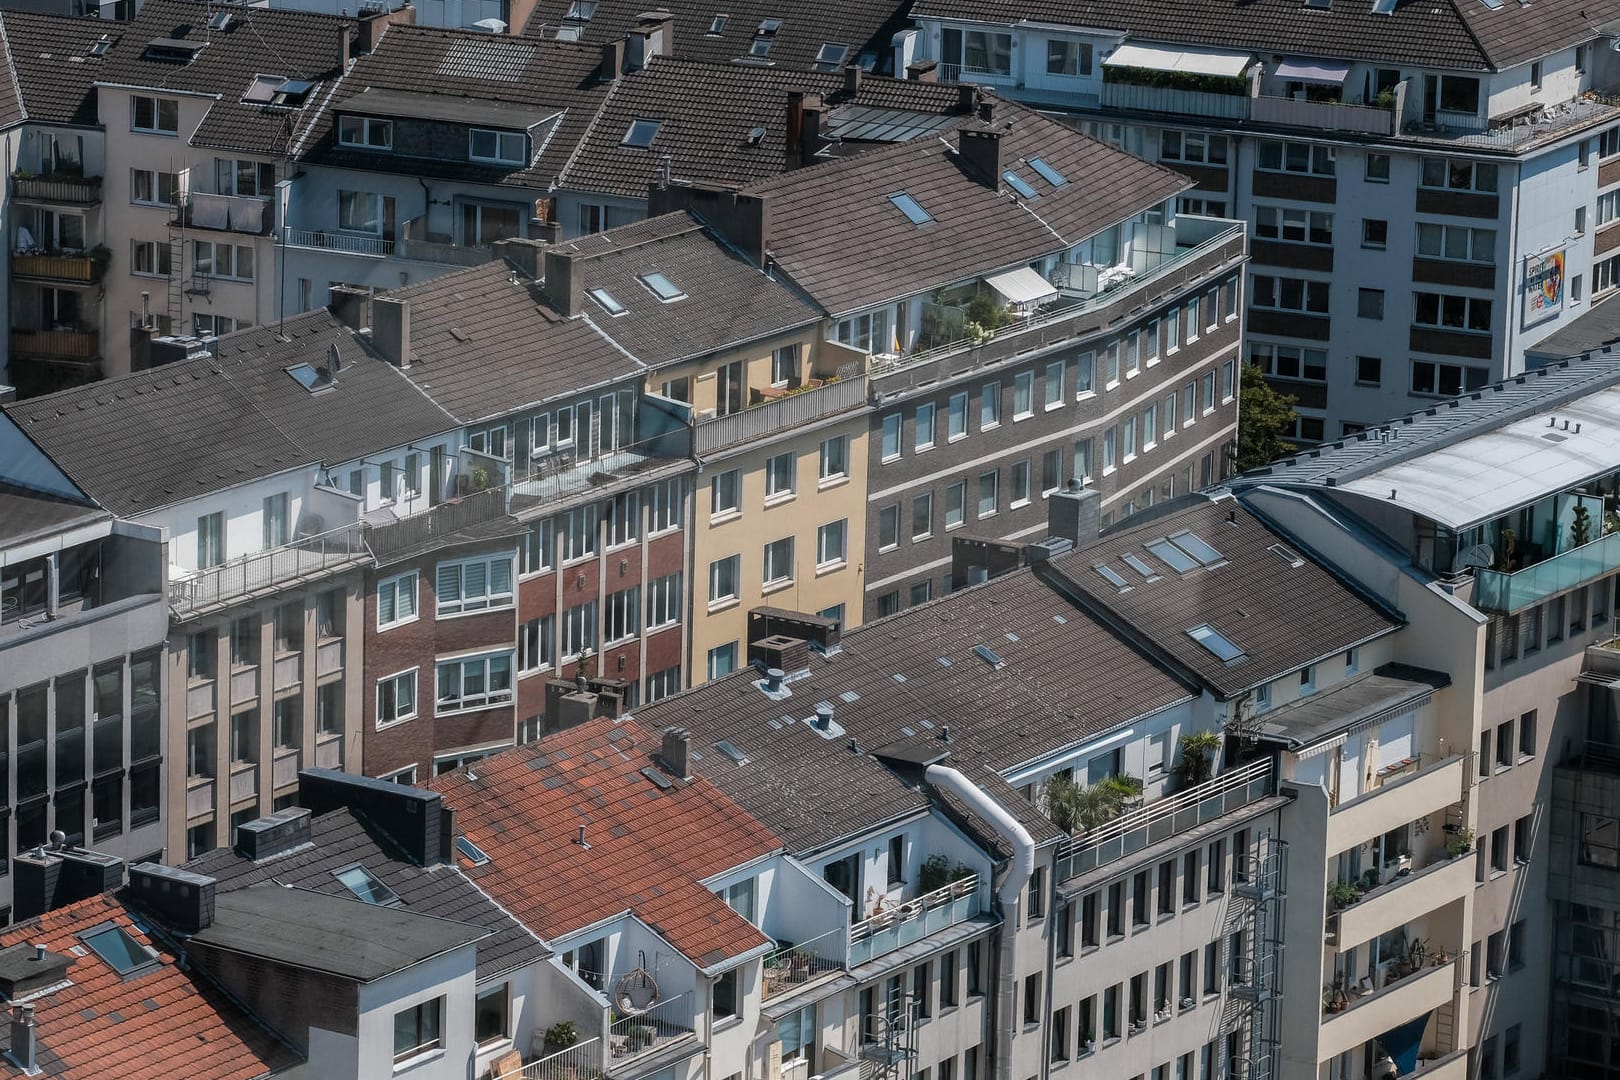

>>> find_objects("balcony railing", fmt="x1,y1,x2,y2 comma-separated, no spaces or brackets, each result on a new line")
186,779,215,819
500,1037,605,1080
282,227,396,258
365,486,512,562
12,174,102,204
608,991,694,1061
512,441,689,511
176,191,271,235
1057,758,1275,881
762,927,846,1000
187,680,216,718
1250,94,1394,135
694,376,866,455
272,748,301,789
13,252,100,284
315,734,343,769
229,763,258,803
848,875,980,966
1102,81,1250,121
10,328,99,363
169,520,371,619
1473,529,1620,613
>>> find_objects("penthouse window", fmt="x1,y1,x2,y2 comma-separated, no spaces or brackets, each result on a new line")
338,115,392,149
469,129,526,166
435,652,514,714
1256,139,1334,177
435,554,515,615
941,27,1011,76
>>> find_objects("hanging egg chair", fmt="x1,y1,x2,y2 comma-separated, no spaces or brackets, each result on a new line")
615,951,661,1013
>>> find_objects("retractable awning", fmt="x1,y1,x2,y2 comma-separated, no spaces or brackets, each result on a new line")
1103,43,1253,79
1274,58,1351,83
985,266,1057,306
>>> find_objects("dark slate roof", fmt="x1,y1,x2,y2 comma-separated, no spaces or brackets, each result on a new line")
1461,0,1620,69
184,808,547,980
1526,293,1620,363
524,0,911,75
558,57,975,199
190,886,489,982
4,310,458,515
1045,495,1401,699
295,25,609,190
1255,663,1451,748
742,109,1189,316
0,483,106,547
632,566,1190,853
0,11,117,129
387,259,646,424
553,213,819,364
98,0,352,155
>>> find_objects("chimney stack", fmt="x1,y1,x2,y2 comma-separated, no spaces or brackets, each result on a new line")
494,237,546,280
371,297,412,367
799,93,827,166
814,703,835,730
10,1004,37,1076
906,58,939,82
543,248,585,316
660,726,692,779
336,26,350,73
843,63,862,97
978,95,995,122
127,863,217,934
1047,480,1101,548
600,37,625,80
957,83,978,114
957,127,1002,188
626,11,673,69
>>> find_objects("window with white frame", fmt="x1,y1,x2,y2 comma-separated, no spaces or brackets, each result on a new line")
945,481,966,528
1417,222,1496,262
467,424,510,459
469,128,526,165
819,435,848,482
1045,360,1065,408
1414,292,1492,333
338,190,383,234
608,491,639,547
880,413,902,461
771,343,801,385
1256,139,1334,176
603,586,639,643
130,168,178,206
879,504,901,550
712,469,741,516
193,241,253,281
1598,252,1620,294
215,157,275,197
376,669,417,727
816,520,847,567
1073,439,1094,483
763,537,795,585
435,652,513,714
1046,38,1091,76
646,572,682,628
520,520,553,575
562,602,596,658
1074,352,1095,397
707,641,738,680
435,555,515,615
338,114,393,148
1013,370,1035,418
557,505,598,562
1419,157,1496,193
131,95,179,135
1159,130,1227,165
765,452,796,500
647,665,682,701
981,381,1001,428
948,392,969,440
1250,342,1327,383
378,571,419,629
912,492,933,540
1254,205,1332,246
710,554,741,604
1251,275,1328,313
915,402,937,452
977,471,998,517
1010,460,1031,506
131,239,171,277
647,478,683,533
519,616,554,672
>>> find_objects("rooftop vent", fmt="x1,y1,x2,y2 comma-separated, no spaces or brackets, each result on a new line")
813,702,834,730
235,807,313,862
0,943,72,1001
127,863,216,934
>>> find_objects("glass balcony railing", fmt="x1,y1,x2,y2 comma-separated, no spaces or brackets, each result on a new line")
847,876,980,966
1473,530,1620,613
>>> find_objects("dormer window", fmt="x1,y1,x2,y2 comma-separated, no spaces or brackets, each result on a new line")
564,0,597,18
812,42,849,71
338,115,393,149
470,128,526,166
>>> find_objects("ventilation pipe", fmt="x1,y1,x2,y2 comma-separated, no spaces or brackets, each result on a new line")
923,764,1036,1080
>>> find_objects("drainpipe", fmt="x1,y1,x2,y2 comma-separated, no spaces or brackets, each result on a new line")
924,764,1036,1080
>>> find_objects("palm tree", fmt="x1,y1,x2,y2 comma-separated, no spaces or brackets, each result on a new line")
1176,731,1224,787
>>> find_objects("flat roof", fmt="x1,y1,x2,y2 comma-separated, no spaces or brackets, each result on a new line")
1526,294,1620,362
338,86,557,130
1256,664,1451,749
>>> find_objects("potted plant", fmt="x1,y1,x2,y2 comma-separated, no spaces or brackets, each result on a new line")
790,948,813,981
1407,937,1429,972
1174,730,1224,788
1328,880,1360,910
544,1021,581,1054
630,1023,656,1049
1322,979,1348,1014
1446,827,1476,858
1082,1027,1095,1053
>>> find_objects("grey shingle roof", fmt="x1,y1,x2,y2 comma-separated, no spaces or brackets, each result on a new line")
1045,496,1402,699
0,11,117,129
559,57,976,199
0,483,106,547
185,808,548,980
632,566,1191,853
740,108,1189,316
99,0,352,156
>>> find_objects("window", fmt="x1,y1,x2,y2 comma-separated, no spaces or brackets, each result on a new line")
1362,219,1388,249
1581,812,1620,867
603,586,639,644
881,413,902,461
977,471,998,518
435,555,514,615
913,493,934,540
555,505,598,562
81,924,158,976
1365,153,1390,182
1158,860,1175,915
1356,288,1384,319
339,115,393,148
772,344,801,385
131,95,179,134
1503,1024,1521,1075
1201,373,1216,413
193,241,253,281
1250,342,1327,383
915,402,937,451
766,451,797,500
229,709,258,764
561,602,595,661
394,998,443,1064
817,520,847,567
956,28,1011,74
130,238,171,277
1183,851,1200,905
1411,360,1488,397
1497,718,1515,770
1436,74,1480,114
1599,252,1620,294
709,469,742,518
1252,275,1329,314
941,393,970,444
1122,416,1137,462
1604,127,1620,159
1416,223,1496,263
1133,870,1150,927
1256,139,1335,176
469,128,525,165
1010,461,1031,506
436,653,513,714
1356,356,1382,386
519,616,554,673
1102,427,1117,473
878,505,901,551
1051,1005,1070,1062
376,670,417,727
1491,824,1510,873
709,554,741,604
476,984,510,1046
1254,206,1333,246
946,482,966,528
1074,352,1095,398
1046,38,1092,76
1013,371,1035,418
763,537,795,585
1519,710,1536,758
1486,929,1505,979
1045,360,1065,408
1419,157,1497,193
646,573,681,628
1159,130,1227,165
1207,838,1225,893
1515,814,1532,864
707,641,738,680
261,493,289,549
196,512,224,569
131,168,179,206
977,384,1003,434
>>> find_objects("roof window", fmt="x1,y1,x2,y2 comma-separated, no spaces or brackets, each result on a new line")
89,35,113,57
812,42,850,71
207,10,234,30
716,740,750,764
81,924,158,977
588,287,626,316
1028,157,1067,187
244,74,283,104
757,17,782,34
1145,538,1199,574
888,191,933,224
144,37,205,62
708,14,728,34
1187,623,1245,663
621,118,663,148
274,79,314,106
1121,552,1160,582
285,362,335,393
639,271,686,302
1168,530,1224,566
973,644,1004,669
455,836,492,866
564,0,597,17
1003,170,1039,199
333,863,401,906
1268,543,1305,568
1093,563,1130,589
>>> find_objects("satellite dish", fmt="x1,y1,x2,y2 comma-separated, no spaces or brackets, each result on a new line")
1453,543,1496,573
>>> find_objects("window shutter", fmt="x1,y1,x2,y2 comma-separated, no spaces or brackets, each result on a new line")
379,583,396,625
464,560,488,599
491,557,512,596
398,575,416,619
436,564,460,605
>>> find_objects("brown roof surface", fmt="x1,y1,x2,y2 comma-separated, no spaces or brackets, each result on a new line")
742,108,1189,315
1046,495,1402,698
558,57,974,199
99,0,353,156
0,893,299,1079
429,717,780,968
0,12,117,129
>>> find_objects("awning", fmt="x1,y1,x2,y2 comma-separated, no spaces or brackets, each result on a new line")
1274,58,1351,83
1104,43,1253,79
985,266,1057,306
1378,1013,1433,1076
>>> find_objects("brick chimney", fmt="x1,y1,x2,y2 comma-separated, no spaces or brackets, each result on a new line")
544,248,584,316
843,63,862,97
906,58,938,82
495,237,546,280
371,297,411,367
798,93,827,166
957,83,979,114
626,11,673,69
958,127,1002,188
600,37,625,81
660,727,692,779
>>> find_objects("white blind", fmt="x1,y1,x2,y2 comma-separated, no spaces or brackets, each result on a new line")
436,564,460,604
1375,710,1417,770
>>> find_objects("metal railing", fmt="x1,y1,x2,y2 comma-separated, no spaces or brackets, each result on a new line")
1102,81,1250,121
502,1037,605,1080
848,875,980,966
694,377,865,455
871,222,1245,378
12,175,102,204
1251,94,1394,135
762,927,846,1000
1474,530,1620,613
608,991,694,1059
282,227,396,258
1056,759,1276,881
365,486,511,561
169,520,371,618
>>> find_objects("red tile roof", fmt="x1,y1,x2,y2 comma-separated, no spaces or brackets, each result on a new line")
0,893,299,1079
430,717,780,969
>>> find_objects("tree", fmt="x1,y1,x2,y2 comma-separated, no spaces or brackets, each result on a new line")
1231,363,1299,473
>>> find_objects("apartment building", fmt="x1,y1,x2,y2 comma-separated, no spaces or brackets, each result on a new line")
905,0,1620,436
0,13,114,399
0,414,168,922
656,104,1246,616
96,0,354,365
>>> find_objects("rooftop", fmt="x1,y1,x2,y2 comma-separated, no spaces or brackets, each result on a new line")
189,886,489,982
428,717,780,969
0,893,299,1079
1254,663,1451,749
1527,293,1620,362
0,11,119,130
1046,496,1401,698
0,483,106,549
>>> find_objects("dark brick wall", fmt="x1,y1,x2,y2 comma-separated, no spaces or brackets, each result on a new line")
188,939,359,1047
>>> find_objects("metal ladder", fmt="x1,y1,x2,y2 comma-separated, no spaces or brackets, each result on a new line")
166,220,185,333
858,994,918,1080
1227,831,1287,1080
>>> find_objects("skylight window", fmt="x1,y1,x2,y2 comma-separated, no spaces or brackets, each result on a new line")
708,14,728,34
639,271,686,302
621,118,663,148
889,191,933,224
333,864,401,906
1187,623,1245,663
455,836,491,866
1168,530,1224,566
1003,170,1039,199
273,79,314,106
973,644,1004,669
564,0,597,18
207,10,234,30
89,35,113,57
81,925,158,976
1121,552,1160,581
588,287,626,316
1028,157,1067,187
812,42,850,71
1093,563,1130,589
243,73,282,103
757,17,782,34
285,362,334,393
716,740,750,764
1145,538,1200,574
749,37,774,57
1268,543,1305,568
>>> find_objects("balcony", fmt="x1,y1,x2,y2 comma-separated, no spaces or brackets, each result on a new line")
12,174,102,205
316,638,344,677
1320,958,1458,1061
512,440,691,514
187,679,216,719
272,748,301,789
283,227,395,258
607,991,695,1063
1334,853,1474,950
693,374,865,455
1328,755,1466,859
13,250,104,285
1057,758,1276,881
169,521,371,619
228,763,258,804
501,1037,605,1080
762,927,846,1001
1250,94,1393,135
10,328,100,364
398,217,496,268
1474,529,1620,613
847,875,981,966
315,733,344,769
186,778,215,820
1101,80,1250,121
175,191,271,236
